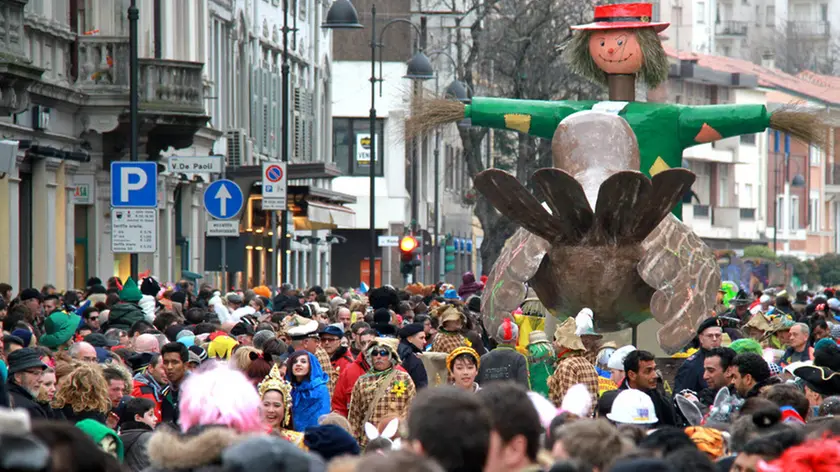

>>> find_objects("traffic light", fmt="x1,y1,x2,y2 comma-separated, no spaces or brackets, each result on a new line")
400,235,422,275
444,236,456,273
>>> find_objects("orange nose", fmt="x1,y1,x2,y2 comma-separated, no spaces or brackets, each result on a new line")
607,48,615,54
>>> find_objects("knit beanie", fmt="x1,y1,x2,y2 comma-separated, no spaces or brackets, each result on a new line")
118,278,143,303
75,419,124,460
303,425,360,461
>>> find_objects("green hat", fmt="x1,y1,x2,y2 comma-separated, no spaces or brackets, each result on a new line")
39,312,82,349
729,338,763,356
119,278,143,303
75,419,124,460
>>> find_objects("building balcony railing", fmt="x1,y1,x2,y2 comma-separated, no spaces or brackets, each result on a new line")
789,21,830,38
715,21,748,36
75,35,204,113
683,204,762,240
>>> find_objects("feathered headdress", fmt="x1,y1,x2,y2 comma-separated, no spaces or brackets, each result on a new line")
257,363,293,428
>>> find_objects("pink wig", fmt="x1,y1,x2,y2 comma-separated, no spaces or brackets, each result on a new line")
178,363,264,434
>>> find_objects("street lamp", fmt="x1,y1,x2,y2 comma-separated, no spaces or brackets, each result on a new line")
772,131,806,254
323,1,434,290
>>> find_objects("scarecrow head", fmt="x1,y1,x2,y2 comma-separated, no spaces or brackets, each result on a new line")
566,3,670,89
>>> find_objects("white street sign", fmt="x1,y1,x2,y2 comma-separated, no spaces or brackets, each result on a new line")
378,235,399,247
207,220,240,237
169,156,223,173
111,208,157,253
262,161,287,211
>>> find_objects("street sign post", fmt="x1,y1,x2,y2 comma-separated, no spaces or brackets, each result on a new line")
111,208,157,253
378,235,399,247
110,162,158,258
204,179,244,220
262,161,287,211
169,156,223,174
207,220,240,237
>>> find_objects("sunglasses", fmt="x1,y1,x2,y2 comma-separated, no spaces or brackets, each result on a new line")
371,349,390,358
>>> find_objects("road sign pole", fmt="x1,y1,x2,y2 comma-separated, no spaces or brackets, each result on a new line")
221,163,227,293
128,0,139,282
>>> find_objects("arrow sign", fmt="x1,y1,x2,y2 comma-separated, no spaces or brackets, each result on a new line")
204,179,244,221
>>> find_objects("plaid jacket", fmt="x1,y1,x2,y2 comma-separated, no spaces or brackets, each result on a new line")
430,331,467,354
348,368,416,448
547,354,599,415
315,347,336,396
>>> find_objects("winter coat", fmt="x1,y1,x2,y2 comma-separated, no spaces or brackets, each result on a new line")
330,347,355,378
105,302,146,331
120,421,153,472
674,348,708,395
59,405,108,425
398,339,429,389
132,373,163,422
7,382,48,420
331,353,370,417
287,351,331,432
220,436,326,472
145,425,252,472
477,346,530,389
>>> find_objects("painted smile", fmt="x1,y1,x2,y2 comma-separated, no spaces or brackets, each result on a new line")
598,53,634,63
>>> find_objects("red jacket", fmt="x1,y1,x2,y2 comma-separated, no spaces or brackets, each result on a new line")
331,352,407,416
331,349,355,377
131,376,163,422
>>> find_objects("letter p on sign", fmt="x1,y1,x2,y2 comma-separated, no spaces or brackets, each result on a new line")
121,167,147,202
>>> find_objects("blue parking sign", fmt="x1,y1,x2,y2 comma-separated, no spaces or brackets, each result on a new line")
111,162,158,208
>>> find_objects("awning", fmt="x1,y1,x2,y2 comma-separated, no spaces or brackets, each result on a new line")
293,200,356,230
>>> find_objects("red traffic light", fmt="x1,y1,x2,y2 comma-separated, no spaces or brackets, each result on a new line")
399,235,419,253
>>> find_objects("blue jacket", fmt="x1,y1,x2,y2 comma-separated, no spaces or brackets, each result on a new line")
287,351,331,432
674,349,707,394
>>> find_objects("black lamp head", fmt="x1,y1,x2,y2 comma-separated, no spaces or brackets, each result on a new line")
403,52,435,81
444,80,469,101
322,0,363,29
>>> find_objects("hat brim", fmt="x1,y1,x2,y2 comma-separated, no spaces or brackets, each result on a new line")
571,21,669,33
606,412,657,425
794,365,840,396
8,358,47,374
40,314,83,348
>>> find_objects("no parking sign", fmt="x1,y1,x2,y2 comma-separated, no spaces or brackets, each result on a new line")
262,161,287,210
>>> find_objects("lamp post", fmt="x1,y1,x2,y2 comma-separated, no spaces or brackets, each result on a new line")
323,0,434,290
772,131,806,254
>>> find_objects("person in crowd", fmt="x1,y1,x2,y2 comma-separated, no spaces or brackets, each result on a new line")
398,322,429,389
118,397,158,472
348,338,417,448
781,323,813,365
478,382,547,472
144,364,265,472
36,366,62,419
321,324,354,388
332,328,377,416
286,350,331,432
129,352,166,422
731,352,774,398
289,316,337,395
675,317,724,394
52,362,111,424
337,307,353,332
620,350,677,426
160,342,189,425
554,418,632,470
430,305,468,354
478,317,530,388
69,341,99,363
31,420,123,472
699,346,737,407
447,346,481,392
526,330,556,398
104,278,147,331
6,347,49,418
350,321,373,357
406,385,491,472
548,318,599,414
258,363,305,447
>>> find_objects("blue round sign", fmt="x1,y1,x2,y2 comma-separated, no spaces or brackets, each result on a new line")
204,179,244,220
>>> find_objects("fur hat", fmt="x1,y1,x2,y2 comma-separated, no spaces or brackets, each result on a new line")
554,317,585,351
365,337,401,367
431,305,465,326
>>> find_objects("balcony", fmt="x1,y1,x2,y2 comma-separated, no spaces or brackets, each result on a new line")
75,35,208,148
789,21,830,38
682,204,762,241
715,21,748,36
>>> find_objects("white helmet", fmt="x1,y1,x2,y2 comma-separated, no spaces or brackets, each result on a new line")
606,389,658,425
607,345,637,371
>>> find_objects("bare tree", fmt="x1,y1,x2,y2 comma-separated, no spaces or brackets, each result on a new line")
426,0,602,273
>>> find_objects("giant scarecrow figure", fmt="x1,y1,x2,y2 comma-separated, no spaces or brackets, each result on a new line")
407,2,825,354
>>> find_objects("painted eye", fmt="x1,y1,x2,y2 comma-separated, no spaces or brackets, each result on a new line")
617,39,624,46
600,40,605,46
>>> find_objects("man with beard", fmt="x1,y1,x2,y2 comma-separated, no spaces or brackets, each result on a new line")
731,352,773,398
6,348,48,418
698,347,737,407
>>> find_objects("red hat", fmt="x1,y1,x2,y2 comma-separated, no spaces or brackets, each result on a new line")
572,3,669,33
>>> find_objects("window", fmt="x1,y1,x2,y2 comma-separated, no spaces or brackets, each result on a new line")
776,195,784,230
332,118,385,177
791,195,800,230
689,160,711,204
718,164,730,206
743,183,753,208
810,143,820,165
767,6,775,26
809,195,820,231
821,4,829,21
740,133,756,145
672,6,683,25
697,2,706,23
755,6,761,25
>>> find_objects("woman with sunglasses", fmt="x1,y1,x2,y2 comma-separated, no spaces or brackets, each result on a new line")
285,350,330,432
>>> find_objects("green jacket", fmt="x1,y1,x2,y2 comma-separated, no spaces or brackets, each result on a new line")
466,98,772,216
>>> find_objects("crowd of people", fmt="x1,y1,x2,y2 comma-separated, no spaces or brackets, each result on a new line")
0,275,839,472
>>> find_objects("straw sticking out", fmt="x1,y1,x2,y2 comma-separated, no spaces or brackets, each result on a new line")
405,97,466,138
770,107,827,149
